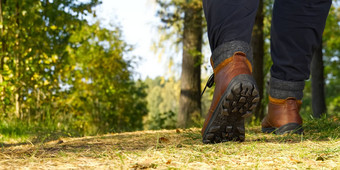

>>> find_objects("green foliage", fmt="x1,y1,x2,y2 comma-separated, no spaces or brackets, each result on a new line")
0,0,338,138
153,0,185,67
143,77,179,130
0,0,148,137
143,76,213,129
59,22,148,134
323,4,340,115
0,121,30,142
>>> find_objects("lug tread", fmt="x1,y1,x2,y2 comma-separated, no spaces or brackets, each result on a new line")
202,75,260,144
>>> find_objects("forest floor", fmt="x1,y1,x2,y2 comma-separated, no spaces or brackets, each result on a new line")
0,117,339,169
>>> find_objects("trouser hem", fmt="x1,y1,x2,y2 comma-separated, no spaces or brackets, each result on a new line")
211,40,252,69
269,77,305,100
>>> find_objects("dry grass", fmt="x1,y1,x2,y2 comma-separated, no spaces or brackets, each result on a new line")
1,120,340,169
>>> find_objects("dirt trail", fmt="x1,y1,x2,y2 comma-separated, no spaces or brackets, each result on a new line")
1,128,339,169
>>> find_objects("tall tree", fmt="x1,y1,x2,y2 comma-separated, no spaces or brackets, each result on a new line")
251,0,265,121
156,0,203,128
0,0,6,114
14,0,21,119
178,1,203,128
311,44,326,118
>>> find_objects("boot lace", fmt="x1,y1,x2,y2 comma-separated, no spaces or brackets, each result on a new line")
201,74,214,97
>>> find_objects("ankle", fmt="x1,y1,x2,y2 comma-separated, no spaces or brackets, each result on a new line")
210,40,253,71
269,77,305,100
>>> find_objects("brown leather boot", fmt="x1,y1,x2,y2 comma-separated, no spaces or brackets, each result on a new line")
262,96,303,134
201,52,259,143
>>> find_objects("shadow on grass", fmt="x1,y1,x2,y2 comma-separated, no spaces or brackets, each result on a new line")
1,116,339,159
0,129,203,159
0,130,83,148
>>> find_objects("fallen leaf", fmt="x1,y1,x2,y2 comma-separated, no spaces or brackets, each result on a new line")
159,137,169,143
289,156,302,163
176,129,181,133
166,159,171,164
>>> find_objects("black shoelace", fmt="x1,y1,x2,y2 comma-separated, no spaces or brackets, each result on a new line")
201,74,215,97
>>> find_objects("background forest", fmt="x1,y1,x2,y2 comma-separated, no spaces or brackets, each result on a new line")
0,0,339,141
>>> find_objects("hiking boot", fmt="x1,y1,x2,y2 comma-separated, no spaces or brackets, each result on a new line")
201,48,259,144
261,96,303,134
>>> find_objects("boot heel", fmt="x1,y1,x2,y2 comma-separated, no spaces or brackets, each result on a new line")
224,74,260,118
202,74,259,143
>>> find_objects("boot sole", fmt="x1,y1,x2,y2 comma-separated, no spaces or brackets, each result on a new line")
262,123,303,135
202,74,259,144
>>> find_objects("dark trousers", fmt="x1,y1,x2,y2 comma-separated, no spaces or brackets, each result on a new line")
203,0,332,81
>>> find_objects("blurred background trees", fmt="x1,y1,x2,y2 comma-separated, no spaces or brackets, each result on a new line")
150,0,340,128
0,0,339,139
154,0,203,128
0,0,147,137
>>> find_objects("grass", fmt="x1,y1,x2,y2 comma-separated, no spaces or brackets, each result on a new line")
0,117,339,169
0,122,32,143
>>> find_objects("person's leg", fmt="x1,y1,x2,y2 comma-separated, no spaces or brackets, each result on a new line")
270,0,332,81
203,0,259,67
203,0,258,51
201,0,260,143
262,0,332,134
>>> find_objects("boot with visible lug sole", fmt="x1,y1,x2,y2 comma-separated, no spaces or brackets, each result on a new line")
201,51,259,144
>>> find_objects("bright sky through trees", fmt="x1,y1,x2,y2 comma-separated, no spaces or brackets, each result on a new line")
85,0,213,79
88,0,165,79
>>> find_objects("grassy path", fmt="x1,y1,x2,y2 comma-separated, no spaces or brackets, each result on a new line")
1,118,339,169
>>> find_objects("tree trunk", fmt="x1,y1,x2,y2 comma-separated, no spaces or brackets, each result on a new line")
177,3,203,128
0,0,4,95
15,0,21,119
311,44,326,118
0,0,6,114
251,0,265,122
